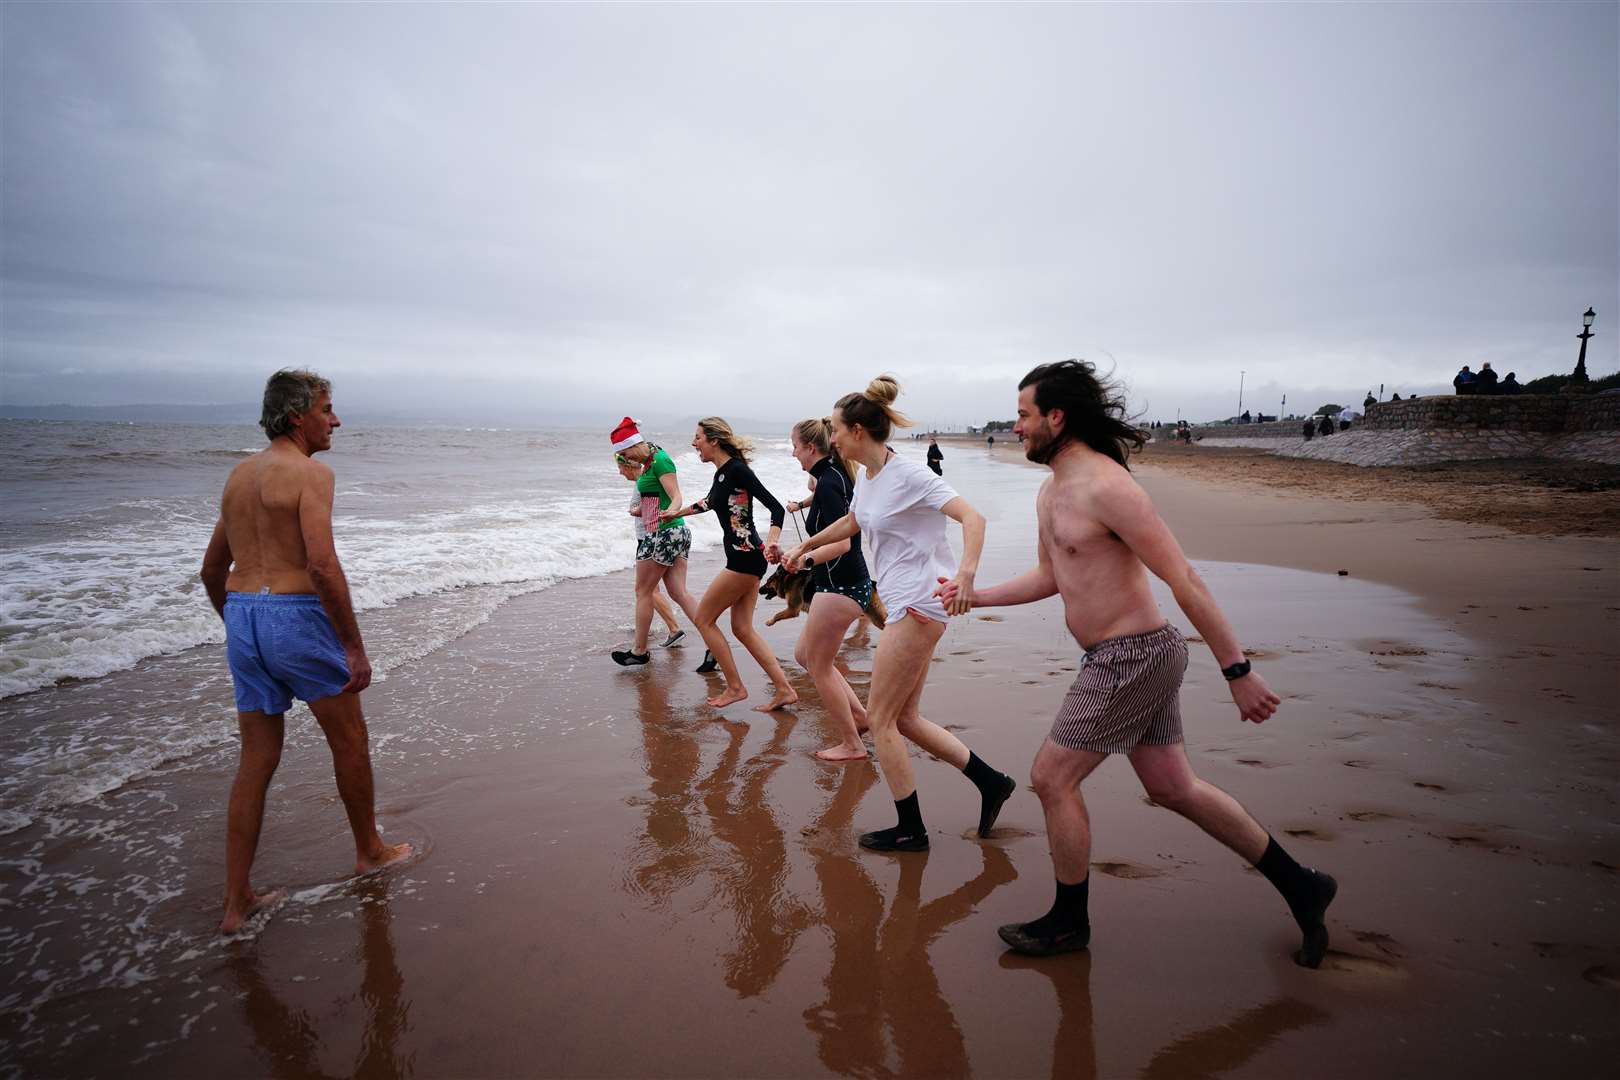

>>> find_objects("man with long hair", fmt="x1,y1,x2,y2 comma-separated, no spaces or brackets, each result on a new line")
941,360,1338,965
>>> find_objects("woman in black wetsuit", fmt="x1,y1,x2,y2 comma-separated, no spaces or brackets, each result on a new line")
777,417,877,760
659,417,798,712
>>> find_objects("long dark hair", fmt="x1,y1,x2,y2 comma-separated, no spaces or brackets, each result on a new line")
1019,359,1146,468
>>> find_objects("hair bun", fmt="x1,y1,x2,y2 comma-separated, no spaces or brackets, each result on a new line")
864,374,901,405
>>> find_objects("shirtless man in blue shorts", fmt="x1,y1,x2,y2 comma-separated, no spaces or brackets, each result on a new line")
201,369,411,933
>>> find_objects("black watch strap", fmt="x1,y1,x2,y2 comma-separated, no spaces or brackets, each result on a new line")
1221,659,1252,681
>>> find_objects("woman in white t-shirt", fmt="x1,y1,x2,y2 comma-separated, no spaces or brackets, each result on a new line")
783,375,1017,852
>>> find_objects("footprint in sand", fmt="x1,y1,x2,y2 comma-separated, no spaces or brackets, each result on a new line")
1341,760,1373,769
1352,931,1405,959
1235,758,1277,769
977,615,1004,622
1413,781,1446,792
1369,644,1428,657
1284,827,1334,842
1092,860,1162,880
961,825,1039,841
1320,950,1406,978
1582,965,1620,991
1436,833,1508,852
1346,810,1395,823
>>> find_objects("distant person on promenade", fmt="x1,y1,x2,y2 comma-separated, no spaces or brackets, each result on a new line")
942,360,1337,966
1363,392,1377,409
1500,372,1522,395
776,417,878,760
785,376,1016,852
1391,393,1403,401
926,435,944,476
609,418,703,667
1301,419,1315,441
1476,361,1499,394
201,369,411,934
1317,415,1334,437
617,454,685,649
1453,365,1475,395
659,417,798,711
987,434,995,448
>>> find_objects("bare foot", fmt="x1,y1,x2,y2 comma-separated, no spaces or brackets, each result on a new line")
708,684,748,708
815,742,868,761
219,886,287,935
752,687,799,713
356,840,414,877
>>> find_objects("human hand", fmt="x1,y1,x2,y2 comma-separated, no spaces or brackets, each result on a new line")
342,647,373,695
936,572,976,616
1230,670,1280,723
765,542,782,565
786,500,801,514
658,508,680,524
782,545,807,573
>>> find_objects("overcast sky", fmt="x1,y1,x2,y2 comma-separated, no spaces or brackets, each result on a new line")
3,2,1616,427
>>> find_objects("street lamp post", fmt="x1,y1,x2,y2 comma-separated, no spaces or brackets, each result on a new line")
1574,307,1596,383
1238,370,1245,416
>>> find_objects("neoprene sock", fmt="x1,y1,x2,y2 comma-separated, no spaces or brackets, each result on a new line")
963,752,1017,836
1025,877,1091,941
1255,836,1337,968
859,792,929,851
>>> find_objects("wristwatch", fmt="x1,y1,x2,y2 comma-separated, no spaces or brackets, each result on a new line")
803,554,815,568
1221,659,1252,681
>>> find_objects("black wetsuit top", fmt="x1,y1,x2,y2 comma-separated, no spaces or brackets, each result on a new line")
804,457,869,589
695,457,784,559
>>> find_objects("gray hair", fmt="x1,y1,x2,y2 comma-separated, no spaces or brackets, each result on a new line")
259,368,332,440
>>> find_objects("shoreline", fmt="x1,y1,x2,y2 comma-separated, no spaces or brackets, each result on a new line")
2,444,1615,1077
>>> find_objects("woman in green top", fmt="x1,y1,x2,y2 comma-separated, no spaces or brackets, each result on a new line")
610,418,701,665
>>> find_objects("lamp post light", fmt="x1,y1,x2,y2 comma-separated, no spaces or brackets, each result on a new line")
1238,370,1246,416
1574,307,1596,383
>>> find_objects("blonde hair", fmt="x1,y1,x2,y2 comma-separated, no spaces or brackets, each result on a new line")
792,416,852,483
835,374,912,444
696,416,753,462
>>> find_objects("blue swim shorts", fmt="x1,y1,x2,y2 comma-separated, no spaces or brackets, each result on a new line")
223,592,352,714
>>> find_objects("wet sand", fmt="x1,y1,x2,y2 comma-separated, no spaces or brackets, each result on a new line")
4,447,1617,1077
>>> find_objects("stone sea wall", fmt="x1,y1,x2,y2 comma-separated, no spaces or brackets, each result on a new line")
1167,393,1620,466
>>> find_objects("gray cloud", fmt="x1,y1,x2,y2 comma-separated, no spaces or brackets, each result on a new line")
2,3,1615,427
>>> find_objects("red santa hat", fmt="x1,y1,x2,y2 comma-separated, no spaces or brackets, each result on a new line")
609,417,645,452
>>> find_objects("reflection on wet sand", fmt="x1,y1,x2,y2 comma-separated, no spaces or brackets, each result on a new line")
625,671,812,999
229,877,412,1080
805,763,1019,1078
1139,997,1328,1080
998,950,1098,1080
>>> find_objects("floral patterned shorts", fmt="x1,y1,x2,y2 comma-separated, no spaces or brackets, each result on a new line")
636,525,692,567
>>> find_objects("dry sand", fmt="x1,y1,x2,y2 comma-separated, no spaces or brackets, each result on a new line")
7,445,1616,1078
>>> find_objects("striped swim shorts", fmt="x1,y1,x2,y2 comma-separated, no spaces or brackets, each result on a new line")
1049,624,1188,754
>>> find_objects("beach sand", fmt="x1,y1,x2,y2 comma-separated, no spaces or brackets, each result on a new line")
4,445,1616,1077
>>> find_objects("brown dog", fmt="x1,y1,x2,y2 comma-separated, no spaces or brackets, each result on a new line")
759,566,887,629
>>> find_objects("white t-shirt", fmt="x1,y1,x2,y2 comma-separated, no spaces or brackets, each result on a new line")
849,452,959,621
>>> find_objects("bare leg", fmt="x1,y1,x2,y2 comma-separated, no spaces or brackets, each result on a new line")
794,592,866,758
631,559,665,653
695,570,755,707
1031,738,1110,882
866,614,947,801
652,588,680,634
221,711,288,933
308,693,413,875
661,558,702,625
1130,741,1336,967
730,585,798,712
1128,742,1267,862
